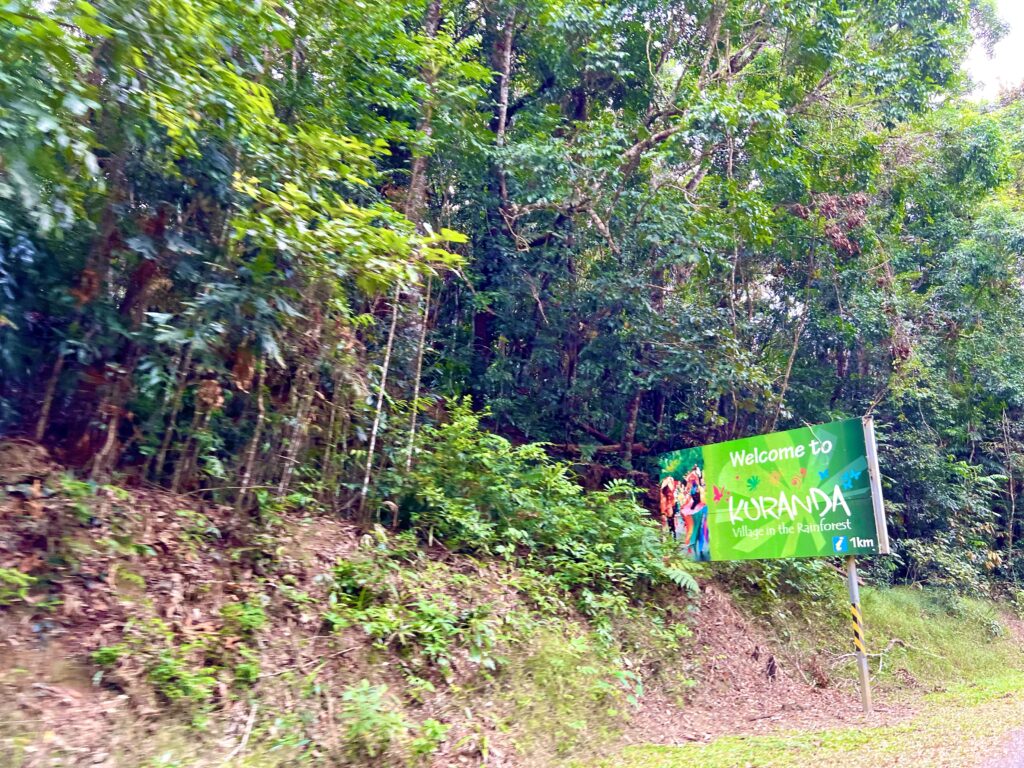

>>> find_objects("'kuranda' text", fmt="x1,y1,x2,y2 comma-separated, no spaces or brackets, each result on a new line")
727,485,851,524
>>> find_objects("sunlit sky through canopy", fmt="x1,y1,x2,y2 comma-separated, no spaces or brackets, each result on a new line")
965,0,1024,101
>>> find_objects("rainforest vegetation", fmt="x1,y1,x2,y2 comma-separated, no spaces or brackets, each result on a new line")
3,0,1023,591
2,0,1024,765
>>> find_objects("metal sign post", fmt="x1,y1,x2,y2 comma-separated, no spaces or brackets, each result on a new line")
862,416,890,555
845,555,872,715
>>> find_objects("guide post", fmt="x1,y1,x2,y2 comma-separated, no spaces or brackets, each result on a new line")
846,555,872,715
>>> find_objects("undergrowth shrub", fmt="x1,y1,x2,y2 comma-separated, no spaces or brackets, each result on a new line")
0,567,35,606
899,536,992,594
335,680,448,764
220,596,268,637
718,558,847,629
392,400,698,608
92,617,219,715
93,596,270,720
323,537,503,679
501,626,640,759
337,681,409,761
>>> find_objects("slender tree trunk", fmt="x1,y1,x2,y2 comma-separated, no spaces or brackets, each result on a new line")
35,351,67,441
277,313,323,499
1004,409,1017,575
767,312,807,433
151,342,193,481
494,8,516,205
405,276,432,472
90,400,120,480
179,410,213,492
405,0,442,225
473,8,519,380
358,286,401,521
398,0,442,476
277,364,317,499
335,407,351,513
35,325,96,442
237,363,266,512
768,244,815,432
622,391,642,468
654,389,666,441
171,404,204,494
320,367,341,503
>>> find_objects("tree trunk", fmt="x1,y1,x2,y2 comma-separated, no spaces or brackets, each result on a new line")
171,404,204,494
358,286,401,521
493,7,516,204
237,363,266,512
277,311,324,499
622,391,642,468
398,1,443,474
405,276,432,471
151,342,194,481
768,244,815,432
89,399,120,480
404,0,443,226
179,410,213,492
654,390,666,441
277,363,317,499
320,366,341,504
35,351,67,441
767,311,807,433
1003,409,1017,572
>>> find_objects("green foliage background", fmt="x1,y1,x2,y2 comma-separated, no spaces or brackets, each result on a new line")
1,0,1022,597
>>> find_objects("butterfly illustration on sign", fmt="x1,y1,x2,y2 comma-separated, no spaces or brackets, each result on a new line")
841,469,863,490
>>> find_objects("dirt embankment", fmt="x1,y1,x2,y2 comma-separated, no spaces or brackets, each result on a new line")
625,583,910,748
1,439,907,766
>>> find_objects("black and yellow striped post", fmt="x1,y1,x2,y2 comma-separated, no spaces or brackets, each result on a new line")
845,555,873,714
850,602,866,654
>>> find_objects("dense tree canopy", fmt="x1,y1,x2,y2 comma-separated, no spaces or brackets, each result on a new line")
1,0,1022,590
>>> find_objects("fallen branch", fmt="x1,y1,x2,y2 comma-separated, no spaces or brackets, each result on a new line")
547,442,651,456
226,701,258,763
826,637,931,670
260,645,361,679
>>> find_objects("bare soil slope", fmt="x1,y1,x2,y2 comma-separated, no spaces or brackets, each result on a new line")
1,440,911,766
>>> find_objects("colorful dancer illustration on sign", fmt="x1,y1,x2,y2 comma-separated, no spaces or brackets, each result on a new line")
658,448,711,561
659,476,679,538
681,464,710,561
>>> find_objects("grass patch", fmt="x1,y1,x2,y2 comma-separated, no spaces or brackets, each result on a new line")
591,587,1024,768
857,587,1020,688
730,574,1024,693
592,670,1024,768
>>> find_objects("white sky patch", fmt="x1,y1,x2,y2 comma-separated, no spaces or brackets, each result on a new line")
965,0,1024,101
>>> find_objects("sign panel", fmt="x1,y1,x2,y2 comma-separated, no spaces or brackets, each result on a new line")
657,417,889,562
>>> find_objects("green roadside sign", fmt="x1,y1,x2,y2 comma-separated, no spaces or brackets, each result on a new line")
657,417,890,562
